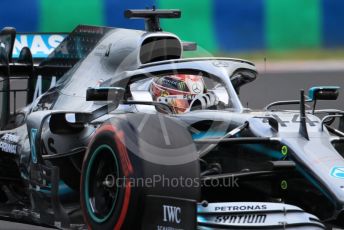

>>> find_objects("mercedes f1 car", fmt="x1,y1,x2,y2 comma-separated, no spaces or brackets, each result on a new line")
0,8,342,229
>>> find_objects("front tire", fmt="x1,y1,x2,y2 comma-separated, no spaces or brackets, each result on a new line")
80,124,135,230
80,114,200,230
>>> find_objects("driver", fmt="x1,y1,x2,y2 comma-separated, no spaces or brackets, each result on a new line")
150,74,217,113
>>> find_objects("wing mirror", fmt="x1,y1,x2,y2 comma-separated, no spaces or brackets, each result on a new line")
86,87,125,102
308,86,340,101
308,86,340,114
49,112,91,134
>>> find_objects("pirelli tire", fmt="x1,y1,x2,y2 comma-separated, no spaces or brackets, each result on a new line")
80,113,200,230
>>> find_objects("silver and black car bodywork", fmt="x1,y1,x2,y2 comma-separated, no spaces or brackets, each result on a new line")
0,8,341,229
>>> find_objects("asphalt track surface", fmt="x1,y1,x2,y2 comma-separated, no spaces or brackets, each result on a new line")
0,220,54,229
1,70,343,229
241,70,344,110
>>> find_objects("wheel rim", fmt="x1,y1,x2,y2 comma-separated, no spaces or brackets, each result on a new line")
85,144,120,223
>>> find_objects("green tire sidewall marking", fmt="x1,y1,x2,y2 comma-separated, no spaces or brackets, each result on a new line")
85,144,119,223
281,180,288,190
281,146,288,156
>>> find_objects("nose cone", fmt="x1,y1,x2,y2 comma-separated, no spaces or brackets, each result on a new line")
284,136,344,199
249,113,344,221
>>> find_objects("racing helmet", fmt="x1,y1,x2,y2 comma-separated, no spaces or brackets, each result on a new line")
150,74,207,113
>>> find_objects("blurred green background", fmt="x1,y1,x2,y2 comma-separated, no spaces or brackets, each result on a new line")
1,0,344,60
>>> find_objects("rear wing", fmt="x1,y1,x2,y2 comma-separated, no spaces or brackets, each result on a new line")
13,32,67,62
0,27,67,63
0,28,68,123
0,26,110,129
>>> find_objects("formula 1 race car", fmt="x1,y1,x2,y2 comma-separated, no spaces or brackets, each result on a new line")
0,8,342,230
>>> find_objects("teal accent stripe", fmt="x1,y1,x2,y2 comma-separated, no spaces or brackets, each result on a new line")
243,144,283,159
296,165,336,205
30,128,38,164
